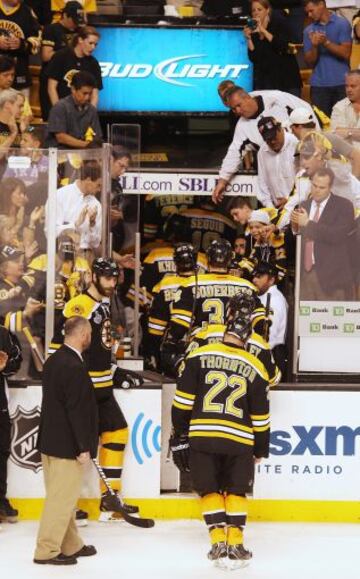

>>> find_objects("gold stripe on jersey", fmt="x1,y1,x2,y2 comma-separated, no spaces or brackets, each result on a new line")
250,413,270,431
148,317,168,336
89,369,113,388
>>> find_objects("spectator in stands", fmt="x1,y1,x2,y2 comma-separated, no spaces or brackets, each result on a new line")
24,1,52,25
46,25,102,109
291,166,355,300
51,0,96,19
234,234,248,259
211,86,317,203
0,0,41,95
0,89,21,150
0,56,33,126
46,71,102,149
0,177,28,245
331,70,360,147
303,0,352,117
252,261,288,378
217,79,238,134
247,209,287,282
111,149,132,253
40,1,85,120
257,116,298,208
244,0,302,96
53,160,102,255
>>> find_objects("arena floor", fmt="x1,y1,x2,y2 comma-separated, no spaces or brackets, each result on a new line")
0,519,358,578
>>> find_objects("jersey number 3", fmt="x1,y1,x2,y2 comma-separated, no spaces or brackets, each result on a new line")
203,371,246,419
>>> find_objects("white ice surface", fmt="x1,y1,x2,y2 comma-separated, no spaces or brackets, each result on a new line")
0,520,359,579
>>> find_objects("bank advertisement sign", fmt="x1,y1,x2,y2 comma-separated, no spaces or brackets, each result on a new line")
255,391,360,500
94,27,253,112
299,301,360,337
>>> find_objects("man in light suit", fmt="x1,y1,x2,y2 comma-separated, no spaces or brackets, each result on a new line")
291,166,355,300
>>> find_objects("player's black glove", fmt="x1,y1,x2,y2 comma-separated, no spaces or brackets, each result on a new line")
160,340,186,378
169,432,190,473
113,367,144,389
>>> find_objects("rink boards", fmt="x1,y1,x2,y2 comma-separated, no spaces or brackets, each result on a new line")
6,384,360,523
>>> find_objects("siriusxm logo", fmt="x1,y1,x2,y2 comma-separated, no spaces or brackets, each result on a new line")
131,412,161,465
270,426,360,456
100,55,249,87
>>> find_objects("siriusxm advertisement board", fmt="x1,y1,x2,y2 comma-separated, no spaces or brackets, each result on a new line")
94,27,253,113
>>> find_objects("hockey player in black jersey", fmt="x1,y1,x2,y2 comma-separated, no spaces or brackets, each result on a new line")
170,308,270,568
147,242,197,371
168,238,266,342
50,257,142,522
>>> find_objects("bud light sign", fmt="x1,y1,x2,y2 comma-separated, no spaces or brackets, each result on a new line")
94,27,253,112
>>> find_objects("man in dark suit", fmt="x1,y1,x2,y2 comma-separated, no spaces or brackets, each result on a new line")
291,166,355,300
34,316,98,566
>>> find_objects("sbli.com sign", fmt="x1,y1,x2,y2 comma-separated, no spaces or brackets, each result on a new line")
254,391,360,501
94,27,253,112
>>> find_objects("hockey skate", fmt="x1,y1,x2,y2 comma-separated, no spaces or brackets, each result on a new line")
227,544,252,570
207,542,228,569
98,492,139,522
0,498,18,523
75,508,88,527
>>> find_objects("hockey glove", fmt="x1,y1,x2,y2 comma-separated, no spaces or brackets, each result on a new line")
113,367,144,389
169,432,190,473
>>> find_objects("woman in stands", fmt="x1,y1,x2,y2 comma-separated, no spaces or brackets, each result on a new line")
244,0,302,97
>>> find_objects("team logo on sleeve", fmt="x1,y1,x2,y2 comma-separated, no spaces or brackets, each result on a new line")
101,319,112,349
10,406,42,473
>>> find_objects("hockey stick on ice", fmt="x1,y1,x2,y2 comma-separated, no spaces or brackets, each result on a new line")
92,458,155,528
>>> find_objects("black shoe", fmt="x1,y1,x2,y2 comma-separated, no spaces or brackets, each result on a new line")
228,544,252,569
72,545,97,558
34,553,77,565
0,498,18,522
75,508,88,527
207,542,227,567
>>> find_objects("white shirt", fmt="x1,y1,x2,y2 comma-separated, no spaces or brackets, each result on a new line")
257,132,298,208
54,181,102,250
331,97,360,149
219,90,318,182
259,285,288,349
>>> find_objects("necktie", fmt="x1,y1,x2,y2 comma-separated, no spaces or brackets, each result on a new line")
304,202,321,273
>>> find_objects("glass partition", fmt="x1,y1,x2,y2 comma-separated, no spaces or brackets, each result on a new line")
294,131,360,374
0,147,50,381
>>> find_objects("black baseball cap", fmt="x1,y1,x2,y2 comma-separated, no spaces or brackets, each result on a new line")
63,1,85,25
0,245,24,263
257,116,281,142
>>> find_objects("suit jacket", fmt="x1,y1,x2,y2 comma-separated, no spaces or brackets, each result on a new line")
38,345,98,459
301,194,355,292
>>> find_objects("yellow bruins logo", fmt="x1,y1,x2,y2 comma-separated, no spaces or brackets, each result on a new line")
0,20,24,38
71,304,85,316
64,69,80,88
101,319,112,350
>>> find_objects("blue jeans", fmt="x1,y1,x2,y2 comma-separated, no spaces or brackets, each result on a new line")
310,85,346,117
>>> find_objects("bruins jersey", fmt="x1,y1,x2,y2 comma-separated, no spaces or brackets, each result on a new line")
247,233,287,281
49,292,113,389
169,273,265,340
177,207,237,252
187,324,281,387
0,272,36,331
148,273,192,340
143,194,195,241
126,245,207,307
0,0,41,89
172,342,270,457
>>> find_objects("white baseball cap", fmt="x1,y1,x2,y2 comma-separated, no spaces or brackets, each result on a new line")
289,107,316,125
249,210,270,225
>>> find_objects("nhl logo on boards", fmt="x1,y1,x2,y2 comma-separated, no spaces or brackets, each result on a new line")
10,406,42,473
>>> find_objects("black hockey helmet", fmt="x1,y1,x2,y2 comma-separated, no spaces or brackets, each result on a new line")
226,292,257,322
225,314,253,343
206,239,233,268
92,257,120,278
173,243,197,275
163,213,190,243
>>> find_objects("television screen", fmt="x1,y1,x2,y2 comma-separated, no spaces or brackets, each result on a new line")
94,26,253,113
